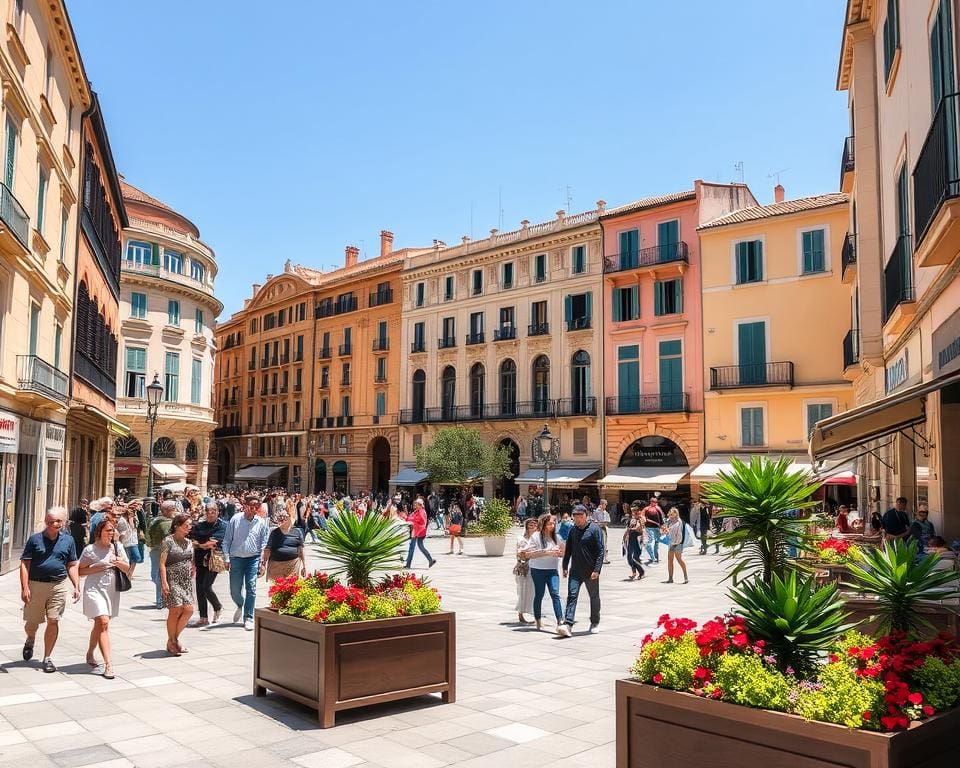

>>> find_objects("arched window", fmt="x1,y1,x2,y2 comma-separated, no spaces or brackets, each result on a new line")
532,355,550,414
153,437,177,459
499,359,517,416
185,439,198,462
441,366,457,420
114,436,141,458
411,369,426,422
469,363,485,418
571,350,591,414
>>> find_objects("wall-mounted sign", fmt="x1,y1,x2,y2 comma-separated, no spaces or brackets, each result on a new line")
885,349,909,394
44,423,65,458
0,410,19,454
933,307,960,378
114,462,142,477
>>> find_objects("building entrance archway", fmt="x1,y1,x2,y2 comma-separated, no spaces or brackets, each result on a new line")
496,439,520,502
370,437,390,497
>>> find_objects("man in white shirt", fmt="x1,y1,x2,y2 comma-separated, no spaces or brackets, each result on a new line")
222,493,270,630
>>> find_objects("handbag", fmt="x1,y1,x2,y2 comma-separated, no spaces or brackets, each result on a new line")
448,524,462,536
207,546,228,574
512,557,529,577
682,523,696,550
113,543,132,592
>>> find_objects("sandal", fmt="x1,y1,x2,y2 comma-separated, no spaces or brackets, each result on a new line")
177,644,189,653
102,664,114,680
86,656,99,668
166,642,181,657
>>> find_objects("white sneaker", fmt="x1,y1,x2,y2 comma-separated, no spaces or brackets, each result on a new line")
557,624,572,638
589,624,600,634
243,619,254,631
203,610,222,630
233,607,242,624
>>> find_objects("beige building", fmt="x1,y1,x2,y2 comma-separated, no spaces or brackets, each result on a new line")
398,208,605,502
810,0,960,540
113,181,221,495
0,0,91,572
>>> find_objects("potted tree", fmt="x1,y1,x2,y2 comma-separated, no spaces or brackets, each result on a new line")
254,510,456,727
475,497,513,556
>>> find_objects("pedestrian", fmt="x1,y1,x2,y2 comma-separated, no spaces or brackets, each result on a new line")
222,493,270,630
593,499,612,564
403,498,436,569
661,507,690,584
557,510,573,542
190,501,227,628
78,518,130,678
147,501,176,609
160,514,195,655
558,504,604,637
68,506,88,559
116,506,143,579
446,502,464,555
908,504,935,554
835,504,852,534
19,508,80,673
642,497,664,564
881,497,911,544
698,501,713,555
261,510,307,581
87,496,116,534
516,495,528,522
625,502,645,580
527,514,565,632
514,517,538,623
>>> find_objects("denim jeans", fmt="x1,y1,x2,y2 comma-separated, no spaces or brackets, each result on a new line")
405,537,433,568
626,533,645,576
563,571,600,627
149,547,163,607
530,568,562,621
644,528,660,562
228,555,260,621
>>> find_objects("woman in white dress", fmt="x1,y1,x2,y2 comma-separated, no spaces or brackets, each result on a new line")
514,517,538,624
78,518,130,679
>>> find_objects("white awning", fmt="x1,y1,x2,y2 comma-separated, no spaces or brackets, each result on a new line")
597,466,689,490
690,454,813,483
151,463,186,480
513,466,601,488
232,465,283,481
389,468,429,485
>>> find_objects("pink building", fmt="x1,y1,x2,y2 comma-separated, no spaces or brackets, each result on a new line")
598,181,756,506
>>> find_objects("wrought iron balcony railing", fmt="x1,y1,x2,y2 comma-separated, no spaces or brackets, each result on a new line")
709,362,795,389
605,394,690,414
603,242,689,273
17,355,68,402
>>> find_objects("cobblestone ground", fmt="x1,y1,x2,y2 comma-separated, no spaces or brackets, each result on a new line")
0,527,732,768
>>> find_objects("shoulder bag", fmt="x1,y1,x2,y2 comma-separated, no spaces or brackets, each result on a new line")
207,544,228,574
113,543,132,592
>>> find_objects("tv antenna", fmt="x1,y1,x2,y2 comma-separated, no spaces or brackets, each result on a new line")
733,162,744,184
558,185,573,212
767,168,789,185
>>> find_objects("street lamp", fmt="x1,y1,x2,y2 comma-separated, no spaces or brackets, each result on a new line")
532,423,560,515
144,373,164,517
306,439,316,495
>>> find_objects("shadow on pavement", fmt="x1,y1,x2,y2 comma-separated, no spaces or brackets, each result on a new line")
233,691,446,729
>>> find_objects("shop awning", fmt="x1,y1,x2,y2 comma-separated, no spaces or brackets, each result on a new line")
597,466,689,490
389,468,429,485
151,463,186,480
83,405,131,436
690,454,813,483
232,465,282,481
816,460,857,486
809,372,960,461
513,466,601,488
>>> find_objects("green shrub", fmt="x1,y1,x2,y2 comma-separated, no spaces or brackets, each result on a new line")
912,657,960,712
631,634,701,691
793,661,884,729
360,594,399,621
285,586,326,619
405,582,441,615
476,497,513,536
711,654,793,711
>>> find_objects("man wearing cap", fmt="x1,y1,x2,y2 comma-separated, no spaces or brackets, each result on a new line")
558,504,605,636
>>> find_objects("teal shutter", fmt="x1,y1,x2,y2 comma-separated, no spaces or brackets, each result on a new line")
631,285,639,319
741,408,752,445
738,322,767,384
612,289,621,322
4,118,16,189
585,292,592,325
151,243,160,266
564,295,572,327
657,220,679,260
674,279,683,312
191,359,202,404
753,241,764,281
735,242,746,283
654,283,663,316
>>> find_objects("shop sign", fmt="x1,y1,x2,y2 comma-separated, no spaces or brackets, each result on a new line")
114,462,142,476
44,423,65,458
885,350,909,394
933,307,960,378
0,410,19,454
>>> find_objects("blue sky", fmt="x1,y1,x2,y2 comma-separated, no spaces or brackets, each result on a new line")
68,0,848,317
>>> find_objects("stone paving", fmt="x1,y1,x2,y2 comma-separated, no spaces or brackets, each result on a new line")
0,527,733,768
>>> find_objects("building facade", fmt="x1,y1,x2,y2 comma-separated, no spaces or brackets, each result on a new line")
64,93,128,508
597,182,757,506
0,0,91,572
696,192,855,496
113,180,221,495
398,209,604,503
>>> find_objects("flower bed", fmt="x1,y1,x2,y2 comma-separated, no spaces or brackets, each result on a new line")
812,537,862,564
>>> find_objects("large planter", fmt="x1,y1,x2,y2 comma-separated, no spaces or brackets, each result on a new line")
482,535,506,556
254,608,456,727
616,679,959,768
841,596,959,638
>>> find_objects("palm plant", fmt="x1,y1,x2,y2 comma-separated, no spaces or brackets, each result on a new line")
844,539,960,634
702,456,822,584
729,570,853,675
315,509,409,589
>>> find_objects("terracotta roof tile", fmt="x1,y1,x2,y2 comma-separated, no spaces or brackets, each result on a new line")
601,190,696,218
699,193,848,229
119,179,178,214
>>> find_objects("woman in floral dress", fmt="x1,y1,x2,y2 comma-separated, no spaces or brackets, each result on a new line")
160,514,195,655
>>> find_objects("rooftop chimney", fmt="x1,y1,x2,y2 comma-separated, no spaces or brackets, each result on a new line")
251,283,261,296
596,200,606,213
379,230,394,257
345,245,359,268
774,184,785,203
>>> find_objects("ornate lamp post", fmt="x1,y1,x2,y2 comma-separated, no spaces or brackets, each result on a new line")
306,439,316,495
144,373,164,516
532,423,560,515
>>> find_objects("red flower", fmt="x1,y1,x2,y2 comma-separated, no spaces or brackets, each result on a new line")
922,705,935,717
731,633,749,649
651,673,663,685
907,692,923,705
693,667,712,683
861,711,872,721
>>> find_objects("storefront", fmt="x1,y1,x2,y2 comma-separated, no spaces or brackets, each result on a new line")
388,467,429,496
232,464,285,488
42,422,65,512
0,409,19,574
113,461,142,496
513,466,601,511
598,436,690,507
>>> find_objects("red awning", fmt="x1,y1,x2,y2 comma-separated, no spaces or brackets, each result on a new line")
114,462,142,477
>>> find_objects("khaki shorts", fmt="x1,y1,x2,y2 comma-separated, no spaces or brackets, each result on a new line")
23,579,71,626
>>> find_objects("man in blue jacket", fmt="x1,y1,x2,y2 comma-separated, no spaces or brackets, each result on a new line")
558,504,604,637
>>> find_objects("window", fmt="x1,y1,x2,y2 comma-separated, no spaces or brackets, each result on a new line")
4,117,17,190
376,357,387,381
411,369,426,417
194,308,204,333
29,302,39,355
295,367,302,390
502,262,514,289
294,400,301,422
801,229,826,274
412,433,422,450
499,306,515,333
375,391,386,417
58,208,68,262
469,363,485,417
131,292,147,319
444,275,454,301
320,365,329,388
442,316,455,344
883,0,900,82
164,352,180,401
415,282,425,307
806,403,833,436
44,46,53,98
164,249,183,274
573,428,588,455
376,321,387,348
659,340,683,410
36,166,48,233
740,406,765,447
125,347,146,398
499,359,516,414
13,0,23,34
565,292,592,330
570,351,591,413
341,362,350,385
277,309,285,328
532,355,550,412
190,260,205,282
472,269,483,296
571,245,586,274
167,299,180,326
125,240,153,264
250,318,258,334
412,321,425,351
341,396,350,417
531,300,547,329
654,279,683,316
612,286,639,322
618,229,639,269
469,311,484,339
534,253,547,283
296,302,306,322
191,359,202,404
295,334,304,361
441,366,456,418
737,321,768,385
735,240,763,284
617,345,640,412
54,323,62,369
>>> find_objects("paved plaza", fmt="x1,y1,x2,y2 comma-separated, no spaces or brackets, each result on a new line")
0,529,731,768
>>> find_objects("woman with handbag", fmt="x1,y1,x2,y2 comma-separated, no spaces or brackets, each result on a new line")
514,517,538,623
660,507,690,584
526,514,565,632
116,505,143,579
261,510,306,581
446,502,464,555
78,518,130,679
189,501,227,627
160,514,195,656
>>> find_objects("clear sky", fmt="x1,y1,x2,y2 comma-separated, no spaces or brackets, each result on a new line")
68,0,849,317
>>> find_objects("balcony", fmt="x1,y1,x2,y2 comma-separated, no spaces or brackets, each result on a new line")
493,327,517,342
528,322,549,337
279,354,289,365
116,398,215,422
465,332,485,346
74,352,116,400
318,347,331,360
279,385,288,394
914,93,960,266
840,136,855,192
341,375,351,386
248,360,256,370
369,288,394,307
566,317,591,332
0,182,30,251
316,303,333,319
335,415,354,427
372,338,389,352
319,378,330,390
603,242,689,274
313,416,335,429
710,362,795,390
293,383,302,393
17,355,68,403
334,297,358,315
883,235,915,327
438,337,456,350
841,232,857,283
410,340,426,354
120,259,215,297
842,329,860,371
374,374,387,383
338,343,352,356
605,394,690,415
399,400,558,424
213,426,241,438
556,397,597,417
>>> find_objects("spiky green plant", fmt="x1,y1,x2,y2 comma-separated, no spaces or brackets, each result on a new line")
701,456,822,584
316,510,409,589
844,539,960,634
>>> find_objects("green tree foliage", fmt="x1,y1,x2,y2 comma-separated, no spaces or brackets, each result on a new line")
414,426,512,492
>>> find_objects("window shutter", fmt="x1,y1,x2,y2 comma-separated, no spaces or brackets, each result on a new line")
631,286,639,319
612,289,621,322
654,283,663,316
754,241,763,281
735,243,745,283
675,279,683,313
151,243,160,266
585,292,592,323
564,295,572,325
741,408,751,445
5,119,16,189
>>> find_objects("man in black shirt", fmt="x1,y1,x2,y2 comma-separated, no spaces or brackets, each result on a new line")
558,504,605,637
881,497,911,543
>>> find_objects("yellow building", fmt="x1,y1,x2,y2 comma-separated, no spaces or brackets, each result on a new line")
694,192,854,497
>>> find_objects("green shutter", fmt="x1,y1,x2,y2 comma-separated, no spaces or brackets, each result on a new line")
618,360,639,399
753,241,764,281
612,289,621,322
4,118,16,189
151,243,160,266
631,286,639,319
585,292,592,325
654,283,663,316
735,242,746,283
564,295,572,326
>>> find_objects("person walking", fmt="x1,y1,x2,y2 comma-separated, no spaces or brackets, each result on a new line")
661,507,690,584
403,498,436,569
261,509,307,581
68,507,88,560
19,508,80,673
78,518,130,678
160,514,195,654
147,501,176,609
642,497,664,564
527,514,565,632
558,504,604,637
514,517,538,623
190,501,227,627
625,502,645,580
222,493,271,630
116,506,143,579
697,501,713,555
446,502,464,555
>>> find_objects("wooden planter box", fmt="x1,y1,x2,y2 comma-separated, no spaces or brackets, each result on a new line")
841,597,959,638
254,608,455,727
616,679,959,768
